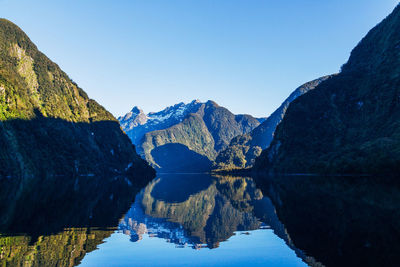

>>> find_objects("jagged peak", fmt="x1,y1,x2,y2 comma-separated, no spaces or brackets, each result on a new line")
147,100,201,115
130,106,144,114
205,100,219,107
191,99,202,104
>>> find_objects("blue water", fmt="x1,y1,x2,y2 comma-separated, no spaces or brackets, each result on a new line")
2,173,397,266
78,174,307,267
79,229,305,267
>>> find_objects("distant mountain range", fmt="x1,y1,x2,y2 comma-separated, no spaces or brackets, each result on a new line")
120,75,336,173
214,75,334,170
119,100,204,147
124,4,400,175
119,100,263,172
255,4,400,174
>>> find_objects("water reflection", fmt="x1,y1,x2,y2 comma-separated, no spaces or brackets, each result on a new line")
119,174,267,249
0,228,114,267
0,173,152,266
1,173,398,267
255,175,400,267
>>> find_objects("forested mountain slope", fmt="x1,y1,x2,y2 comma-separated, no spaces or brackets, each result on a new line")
120,100,262,172
255,4,400,174
0,19,154,179
214,75,333,170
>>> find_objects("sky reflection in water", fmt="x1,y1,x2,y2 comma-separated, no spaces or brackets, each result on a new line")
79,174,306,267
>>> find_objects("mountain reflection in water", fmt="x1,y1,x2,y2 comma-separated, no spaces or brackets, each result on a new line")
256,175,400,267
119,174,268,249
1,173,399,267
0,173,152,267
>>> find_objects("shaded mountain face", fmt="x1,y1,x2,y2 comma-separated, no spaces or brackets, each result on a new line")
0,19,154,179
214,75,333,170
255,5,400,174
119,100,261,172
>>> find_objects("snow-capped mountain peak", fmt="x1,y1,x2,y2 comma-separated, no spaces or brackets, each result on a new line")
119,100,203,146
119,106,148,130
130,106,144,115
141,100,203,124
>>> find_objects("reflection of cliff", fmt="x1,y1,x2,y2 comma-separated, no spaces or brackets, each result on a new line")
252,194,323,267
0,228,114,267
0,173,152,266
0,172,152,235
120,199,202,248
121,174,265,249
256,175,400,267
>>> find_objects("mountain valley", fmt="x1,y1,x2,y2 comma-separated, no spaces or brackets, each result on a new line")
120,100,263,172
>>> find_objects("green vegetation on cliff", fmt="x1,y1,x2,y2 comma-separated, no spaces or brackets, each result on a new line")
140,101,261,171
0,19,154,178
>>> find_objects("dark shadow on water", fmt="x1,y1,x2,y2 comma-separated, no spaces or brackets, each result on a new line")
0,176,150,236
150,173,213,203
1,164,399,267
121,172,400,266
254,174,400,267
0,172,153,266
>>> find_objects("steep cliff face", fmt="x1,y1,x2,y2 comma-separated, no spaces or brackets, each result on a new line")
214,75,333,170
120,100,261,172
0,19,154,179
255,5,400,174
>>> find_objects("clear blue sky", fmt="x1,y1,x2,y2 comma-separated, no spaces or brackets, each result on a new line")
1,1,398,117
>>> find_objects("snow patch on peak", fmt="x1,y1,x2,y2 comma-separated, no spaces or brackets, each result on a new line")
145,100,203,124
119,106,144,121
119,100,204,146
119,105,149,130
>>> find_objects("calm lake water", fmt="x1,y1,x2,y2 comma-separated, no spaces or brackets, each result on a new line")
79,174,306,267
1,173,399,266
